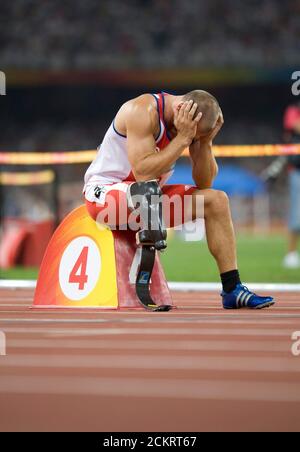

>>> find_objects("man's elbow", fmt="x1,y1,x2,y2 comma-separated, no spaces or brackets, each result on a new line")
193,174,213,190
206,162,218,188
132,164,153,182
193,165,218,190
213,161,219,178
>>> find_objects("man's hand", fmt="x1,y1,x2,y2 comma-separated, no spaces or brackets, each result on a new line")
189,108,223,189
201,110,224,145
174,100,202,147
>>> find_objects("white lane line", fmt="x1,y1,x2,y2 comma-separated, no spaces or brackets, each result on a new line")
0,317,295,329
1,354,299,373
0,299,33,303
0,305,31,308
0,281,36,289
37,302,300,307
0,326,294,337
7,338,290,353
170,282,300,293
1,280,300,292
3,302,300,308
1,314,299,326
1,313,300,324
0,376,299,402
0,318,108,324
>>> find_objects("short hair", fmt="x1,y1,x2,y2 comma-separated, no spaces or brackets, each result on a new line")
183,90,220,133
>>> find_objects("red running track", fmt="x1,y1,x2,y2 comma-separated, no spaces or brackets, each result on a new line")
0,288,300,432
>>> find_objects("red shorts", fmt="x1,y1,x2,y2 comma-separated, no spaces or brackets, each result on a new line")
84,182,198,229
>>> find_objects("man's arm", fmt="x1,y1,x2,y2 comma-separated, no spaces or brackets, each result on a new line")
189,113,224,189
127,99,202,181
189,140,218,189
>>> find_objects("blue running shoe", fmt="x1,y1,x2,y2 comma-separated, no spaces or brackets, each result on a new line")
222,284,275,309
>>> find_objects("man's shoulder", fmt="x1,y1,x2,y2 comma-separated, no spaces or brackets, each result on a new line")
125,93,157,110
121,94,159,130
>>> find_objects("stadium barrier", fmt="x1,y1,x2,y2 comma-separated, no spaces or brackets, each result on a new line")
0,170,55,186
1,144,299,283
1,144,300,166
0,170,56,268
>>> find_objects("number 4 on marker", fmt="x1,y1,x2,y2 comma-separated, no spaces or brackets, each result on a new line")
69,246,89,290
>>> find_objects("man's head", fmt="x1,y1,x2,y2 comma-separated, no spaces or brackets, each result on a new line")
175,90,221,138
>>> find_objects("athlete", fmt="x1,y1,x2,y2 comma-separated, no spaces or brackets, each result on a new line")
84,90,274,309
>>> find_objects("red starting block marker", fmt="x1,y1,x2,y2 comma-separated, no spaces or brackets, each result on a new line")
33,205,172,309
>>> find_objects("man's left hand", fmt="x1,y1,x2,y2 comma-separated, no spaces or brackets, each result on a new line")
201,109,224,146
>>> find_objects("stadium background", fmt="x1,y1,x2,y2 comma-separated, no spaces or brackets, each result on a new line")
0,0,300,283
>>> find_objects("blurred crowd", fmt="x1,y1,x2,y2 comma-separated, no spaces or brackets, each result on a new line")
0,118,281,152
1,0,299,70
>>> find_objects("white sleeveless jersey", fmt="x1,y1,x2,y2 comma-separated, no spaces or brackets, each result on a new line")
83,93,173,192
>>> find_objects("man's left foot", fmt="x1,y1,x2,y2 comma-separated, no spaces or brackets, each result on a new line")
221,284,275,310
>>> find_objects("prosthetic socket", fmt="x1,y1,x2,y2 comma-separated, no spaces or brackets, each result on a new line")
127,180,167,251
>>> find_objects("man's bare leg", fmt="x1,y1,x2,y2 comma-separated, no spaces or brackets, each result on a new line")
187,188,274,308
191,188,237,273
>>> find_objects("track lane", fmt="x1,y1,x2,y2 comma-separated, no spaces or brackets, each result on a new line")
0,288,300,432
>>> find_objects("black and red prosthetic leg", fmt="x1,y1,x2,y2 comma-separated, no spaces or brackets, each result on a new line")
127,180,172,312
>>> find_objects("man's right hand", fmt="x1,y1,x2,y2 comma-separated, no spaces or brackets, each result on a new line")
174,100,202,147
